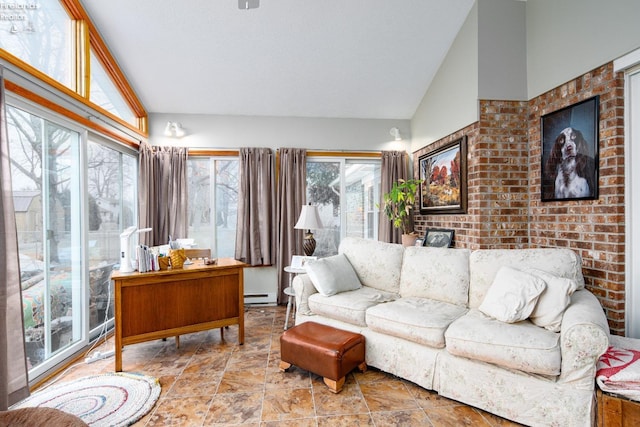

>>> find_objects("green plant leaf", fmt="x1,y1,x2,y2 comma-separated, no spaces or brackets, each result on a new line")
381,179,423,235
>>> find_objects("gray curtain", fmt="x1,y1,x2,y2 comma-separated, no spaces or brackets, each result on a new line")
378,150,408,244
138,141,188,246
235,147,276,265
276,148,306,304
0,69,30,410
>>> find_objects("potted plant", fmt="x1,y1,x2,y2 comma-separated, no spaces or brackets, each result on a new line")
381,178,423,246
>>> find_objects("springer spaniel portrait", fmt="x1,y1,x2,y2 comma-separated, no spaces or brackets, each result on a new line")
544,127,595,199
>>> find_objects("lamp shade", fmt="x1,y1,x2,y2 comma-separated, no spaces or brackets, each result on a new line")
294,204,323,230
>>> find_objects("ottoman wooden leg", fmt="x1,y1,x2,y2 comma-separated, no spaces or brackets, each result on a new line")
358,362,367,373
279,361,292,372
323,376,345,393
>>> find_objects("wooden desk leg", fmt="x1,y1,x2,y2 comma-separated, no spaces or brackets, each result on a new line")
115,332,122,372
238,269,244,345
115,279,122,372
238,318,244,345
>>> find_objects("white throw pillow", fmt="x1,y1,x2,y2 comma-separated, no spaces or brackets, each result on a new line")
526,268,578,332
479,266,546,323
305,254,362,297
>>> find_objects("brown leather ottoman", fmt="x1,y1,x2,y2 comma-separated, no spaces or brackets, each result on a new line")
279,321,366,393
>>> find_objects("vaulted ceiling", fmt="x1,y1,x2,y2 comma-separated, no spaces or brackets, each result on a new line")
80,0,474,119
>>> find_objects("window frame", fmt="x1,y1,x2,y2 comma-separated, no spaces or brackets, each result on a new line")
306,152,381,254
186,151,240,258
85,133,138,338
0,0,147,137
7,93,90,381
7,91,139,384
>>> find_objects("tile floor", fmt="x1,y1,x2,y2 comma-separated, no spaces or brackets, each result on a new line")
51,306,523,426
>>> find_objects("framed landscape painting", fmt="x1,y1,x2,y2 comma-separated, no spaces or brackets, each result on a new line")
418,136,467,214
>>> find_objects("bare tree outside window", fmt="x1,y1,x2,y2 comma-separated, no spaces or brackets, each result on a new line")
187,158,238,257
306,159,380,257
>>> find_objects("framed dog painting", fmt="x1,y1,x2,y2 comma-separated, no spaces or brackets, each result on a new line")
541,96,599,201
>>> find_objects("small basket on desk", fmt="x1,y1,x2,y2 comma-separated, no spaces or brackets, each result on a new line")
158,257,170,270
169,248,186,269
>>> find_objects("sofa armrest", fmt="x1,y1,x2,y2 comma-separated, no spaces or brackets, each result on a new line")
558,289,610,389
292,273,317,316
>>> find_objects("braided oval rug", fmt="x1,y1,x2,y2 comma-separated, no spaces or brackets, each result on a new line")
13,372,161,426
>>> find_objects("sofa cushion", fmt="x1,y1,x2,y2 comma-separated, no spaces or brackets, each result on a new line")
308,286,398,326
305,253,362,296
366,297,467,348
478,266,546,323
399,247,470,306
469,248,586,309
339,237,405,294
445,309,562,376
526,268,578,332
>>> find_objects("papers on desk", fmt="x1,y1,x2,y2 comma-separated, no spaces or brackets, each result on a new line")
136,245,160,272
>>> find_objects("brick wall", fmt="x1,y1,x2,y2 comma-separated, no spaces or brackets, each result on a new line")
413,63,626,334
413,100,529,250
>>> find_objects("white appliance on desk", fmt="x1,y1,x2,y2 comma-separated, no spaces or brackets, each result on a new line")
119,226,152,273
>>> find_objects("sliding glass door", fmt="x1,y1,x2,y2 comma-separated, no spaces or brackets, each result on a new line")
86,140,137,335
306,158,381,256
7,104,83,374
6,100,138,379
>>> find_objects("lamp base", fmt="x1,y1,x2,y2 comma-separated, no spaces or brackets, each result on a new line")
303,232,316,257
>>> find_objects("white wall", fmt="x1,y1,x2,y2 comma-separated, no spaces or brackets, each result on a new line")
150,113,411,152
411,0,531,152
410,2,478,153
478,0,527,101
412,0,640,151
149,113,410,301
526,0,640,99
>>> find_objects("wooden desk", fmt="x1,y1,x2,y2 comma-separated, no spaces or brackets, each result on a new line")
111,258,246,371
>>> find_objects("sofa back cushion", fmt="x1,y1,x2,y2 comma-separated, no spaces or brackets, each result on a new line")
339,237,404,294
469,248,585,309
399,247,470,306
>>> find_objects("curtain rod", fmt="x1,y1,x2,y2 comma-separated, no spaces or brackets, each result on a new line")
305,150,382,158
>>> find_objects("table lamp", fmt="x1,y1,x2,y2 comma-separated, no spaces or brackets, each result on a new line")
294,204,323,256
119,226,152,273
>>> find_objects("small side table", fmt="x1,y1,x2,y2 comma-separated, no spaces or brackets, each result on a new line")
284,265,306,330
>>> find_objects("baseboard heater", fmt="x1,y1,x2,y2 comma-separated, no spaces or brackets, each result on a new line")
244,292,277,306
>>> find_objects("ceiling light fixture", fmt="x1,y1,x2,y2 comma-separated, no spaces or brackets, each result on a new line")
390,127,402,141
164,121,186,138
238,0,259,10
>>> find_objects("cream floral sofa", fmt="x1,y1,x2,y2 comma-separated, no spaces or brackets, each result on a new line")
292,237,610,427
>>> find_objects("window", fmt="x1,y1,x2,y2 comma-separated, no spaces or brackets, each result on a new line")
0,0,147,135
1,0,145,381
7,103,83,375
187,157,239,257
306,158,381,256
86,140,137,334
7,96,138,380
89,49,137,125
0,1,73,87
